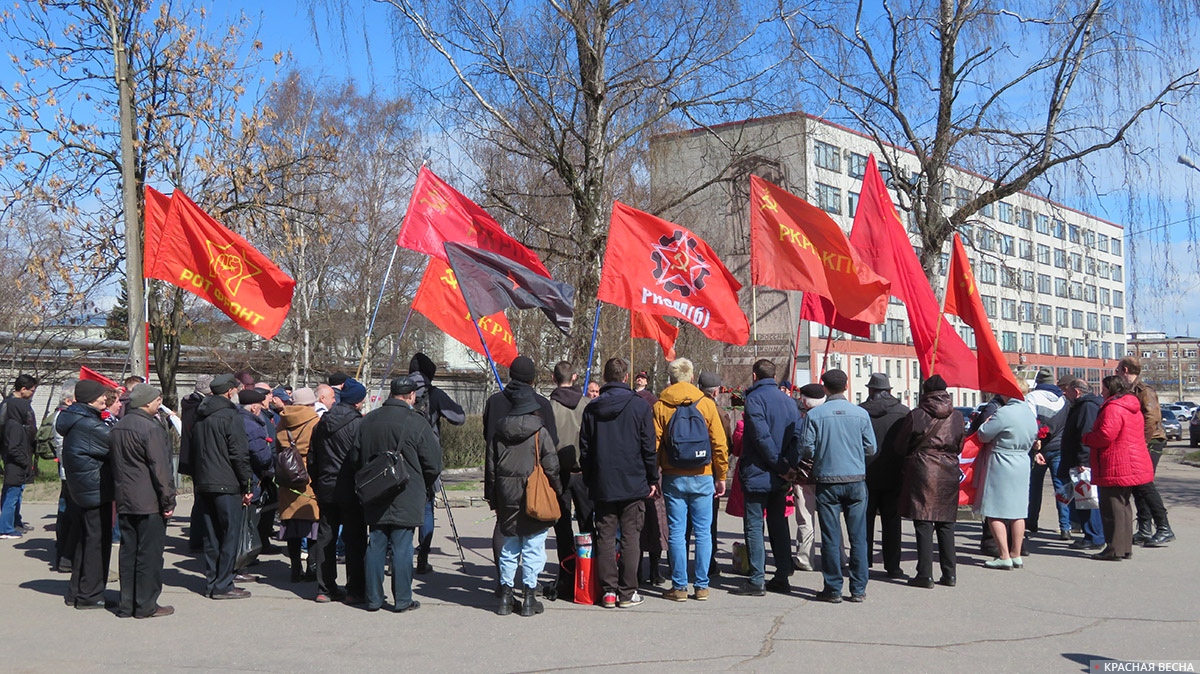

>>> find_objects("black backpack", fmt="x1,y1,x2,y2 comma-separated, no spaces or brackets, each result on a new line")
665,401,712,468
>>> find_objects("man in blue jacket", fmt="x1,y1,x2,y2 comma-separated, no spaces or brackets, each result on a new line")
578,357,658,609
798,369,876,603
57,379,114,609
1059,377,1105,550
731,359,798,597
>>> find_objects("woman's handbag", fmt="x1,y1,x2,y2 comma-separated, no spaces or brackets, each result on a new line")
275,430,309,488
524,433,561,522
355,450,409,505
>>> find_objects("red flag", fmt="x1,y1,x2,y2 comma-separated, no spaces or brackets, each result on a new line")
631,311,678,361
750,176,889,323
397,167,550,277
799,292,872,339
145,186,172,232
79,366,121,390
599,202,749,345
944,235,1024,399
849,156,978,388
412,260,518,367
959,434,983,505
145,190,295,339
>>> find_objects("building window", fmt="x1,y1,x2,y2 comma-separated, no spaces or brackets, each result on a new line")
1157,349,1167,358
1113,291,1124,308
814,182,842,214
1001,267,1018,289
982,295,998,319
1018,209,1034,230
1037,274,1052,294
1069,252,1083,272
1036,214,1051,234
1072,338,1085,357
1083,284,1097,303
1022,333,1036,353
1084,230,1096,248
1142,350,1150,358
998,202,1014,223
1001,331,1018,352
814,140,841,172
1036,244,1051,265
1021,270,1034,290
1098,234,1110,252
1057,336,1070,356
1070,281,1083,300
1019,239,1033,260
1040,335,1055,355
1069,224,1081,243
1088,341,1099,358
1087,312,1099,331
1054,278,1068,298
980,200,994,218
1187,349,1198,358
1054,248,1067,268
883,318,906,344
1071,309,1084,329
1101,315,1112,334
847,192,859,217
1098,261,1110,279
955,186,971,209
1055,307,1069,328
979,229,996,252
1112,264,1122,282
1085,257,1096,275
1052,220,1066,239
847,152,867,179
1100,288,1111,306
1002,299,1018,320
999,235,1015,256
1019,301,1035,322
1038,303,1053,324
1111,238,1122,256
980,262,997,285
1102,342,1112,359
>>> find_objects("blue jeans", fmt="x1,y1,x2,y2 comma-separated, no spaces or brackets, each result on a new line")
815,481,868,597
0,484,23,535
365,525,415,611
499,529,549,590
742,489,792,586
1070,503,1106,545
1029,451,1071,532
663,474,715,591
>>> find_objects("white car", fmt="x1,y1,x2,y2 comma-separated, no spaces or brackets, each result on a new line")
1164,403,1191,422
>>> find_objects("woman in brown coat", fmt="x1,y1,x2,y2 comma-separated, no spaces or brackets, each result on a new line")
894,376,965,588
277,388,321,582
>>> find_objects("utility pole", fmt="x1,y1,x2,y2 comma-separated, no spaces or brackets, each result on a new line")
106,0,147,379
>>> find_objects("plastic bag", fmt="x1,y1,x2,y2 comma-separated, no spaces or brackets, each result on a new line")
235,504,262,569
1069,466,1099,510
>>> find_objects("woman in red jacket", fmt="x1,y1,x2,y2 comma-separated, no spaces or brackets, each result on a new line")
1081,376,1155,561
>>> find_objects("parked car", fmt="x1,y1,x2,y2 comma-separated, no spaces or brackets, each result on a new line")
1164,403,1191,422
1162,409,1183,442
1191,413,1200,448
954,406,976,434
1178,401,1197,410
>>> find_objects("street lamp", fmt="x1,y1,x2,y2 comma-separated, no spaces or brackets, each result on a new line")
1179,154,1200,172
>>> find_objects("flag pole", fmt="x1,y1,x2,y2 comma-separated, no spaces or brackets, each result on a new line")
356,243,401,380
372,302,417,409
820,330,834,374
929,244,953,377
582,303,602,391
751,285,759,359
788,311,804,384
467,307,504,389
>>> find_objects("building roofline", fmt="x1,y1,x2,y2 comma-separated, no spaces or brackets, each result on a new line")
651,111,1125,231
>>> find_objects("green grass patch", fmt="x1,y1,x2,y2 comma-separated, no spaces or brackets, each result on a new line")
444,481,483,491
441,414,485,469
1182,450,1200,465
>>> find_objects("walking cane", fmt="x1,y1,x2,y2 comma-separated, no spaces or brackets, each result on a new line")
439,480,467,568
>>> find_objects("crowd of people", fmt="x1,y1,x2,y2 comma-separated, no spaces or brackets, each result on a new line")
0,352,1177,618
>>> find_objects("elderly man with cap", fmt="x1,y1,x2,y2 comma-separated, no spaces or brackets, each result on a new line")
310,377,369,603
731,359,799,597
190,373,254,600
797,369,876,603
1026,367,1072,540
110,384,177,618
353,375,442,613
482,356,559,592
57,378,115,608
860,372,910,580
239,386,280,561
632,371,657,405
792,383,826,573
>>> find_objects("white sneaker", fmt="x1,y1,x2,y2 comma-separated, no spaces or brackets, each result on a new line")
618,592,644,608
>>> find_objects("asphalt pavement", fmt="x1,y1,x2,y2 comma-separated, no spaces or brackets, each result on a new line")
1,445,1198,673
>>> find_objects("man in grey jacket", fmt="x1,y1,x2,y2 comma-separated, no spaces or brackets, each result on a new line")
797,369,876,604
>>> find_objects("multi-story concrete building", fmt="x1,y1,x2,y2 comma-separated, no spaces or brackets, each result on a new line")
650,113,1127,406
1126,331,1200,404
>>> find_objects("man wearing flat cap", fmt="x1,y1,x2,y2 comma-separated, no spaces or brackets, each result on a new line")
190,373,254,600
353,376,442,613
239,387,279,562
860,372,910,580
110,384,176,618
797,369,876,603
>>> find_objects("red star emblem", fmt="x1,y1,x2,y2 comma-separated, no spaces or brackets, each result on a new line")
651,231,710,298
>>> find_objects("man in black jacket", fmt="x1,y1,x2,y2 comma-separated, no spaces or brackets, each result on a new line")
309,378,369,604
579,358,658,608
57,379,114,608
190,373,254,600
859,373,910,579
110,384,177,618
353,376,442,613
1059,378,1106,551
408,352,464,574
1,374,39,539
482,356,558,588
181,375,212,552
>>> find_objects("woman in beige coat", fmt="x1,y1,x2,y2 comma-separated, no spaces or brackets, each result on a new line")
277,388,321,582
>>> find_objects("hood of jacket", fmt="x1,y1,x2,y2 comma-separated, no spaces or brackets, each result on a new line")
550,385,584,410
919,390,954,419
862,391,905,418
56,401,102,435
1107,393,1143,415
656,381,704,408
1074,392,1104,411
196,394,236,421
322,401,361,434
279,404,319,431
496,412,544,446
587,383,638,421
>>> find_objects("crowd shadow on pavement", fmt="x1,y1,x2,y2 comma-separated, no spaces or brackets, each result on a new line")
18,577,69,599
14,535,55,567
1062,652,1109,672
1156,472,1199,509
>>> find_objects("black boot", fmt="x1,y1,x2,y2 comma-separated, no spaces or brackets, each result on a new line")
497,585,514,616
1133,521,1153,546
1145,525,1175,547
519,586,544,617
415,549,433,575
649,552,665,585
287,539,304,583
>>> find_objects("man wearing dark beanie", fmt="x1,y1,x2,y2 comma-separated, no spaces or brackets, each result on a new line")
310,377,368,604
190,373,254,600
407,352,465,574
328,371,349,405
482,355,559,593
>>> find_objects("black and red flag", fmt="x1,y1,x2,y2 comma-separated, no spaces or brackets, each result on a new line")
443,242,575,335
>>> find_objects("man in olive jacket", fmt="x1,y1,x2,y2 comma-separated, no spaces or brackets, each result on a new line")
353,376,442,613
110,384,177,618
189,373,253,600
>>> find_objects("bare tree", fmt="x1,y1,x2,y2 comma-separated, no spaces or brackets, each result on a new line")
780,0,1200,286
